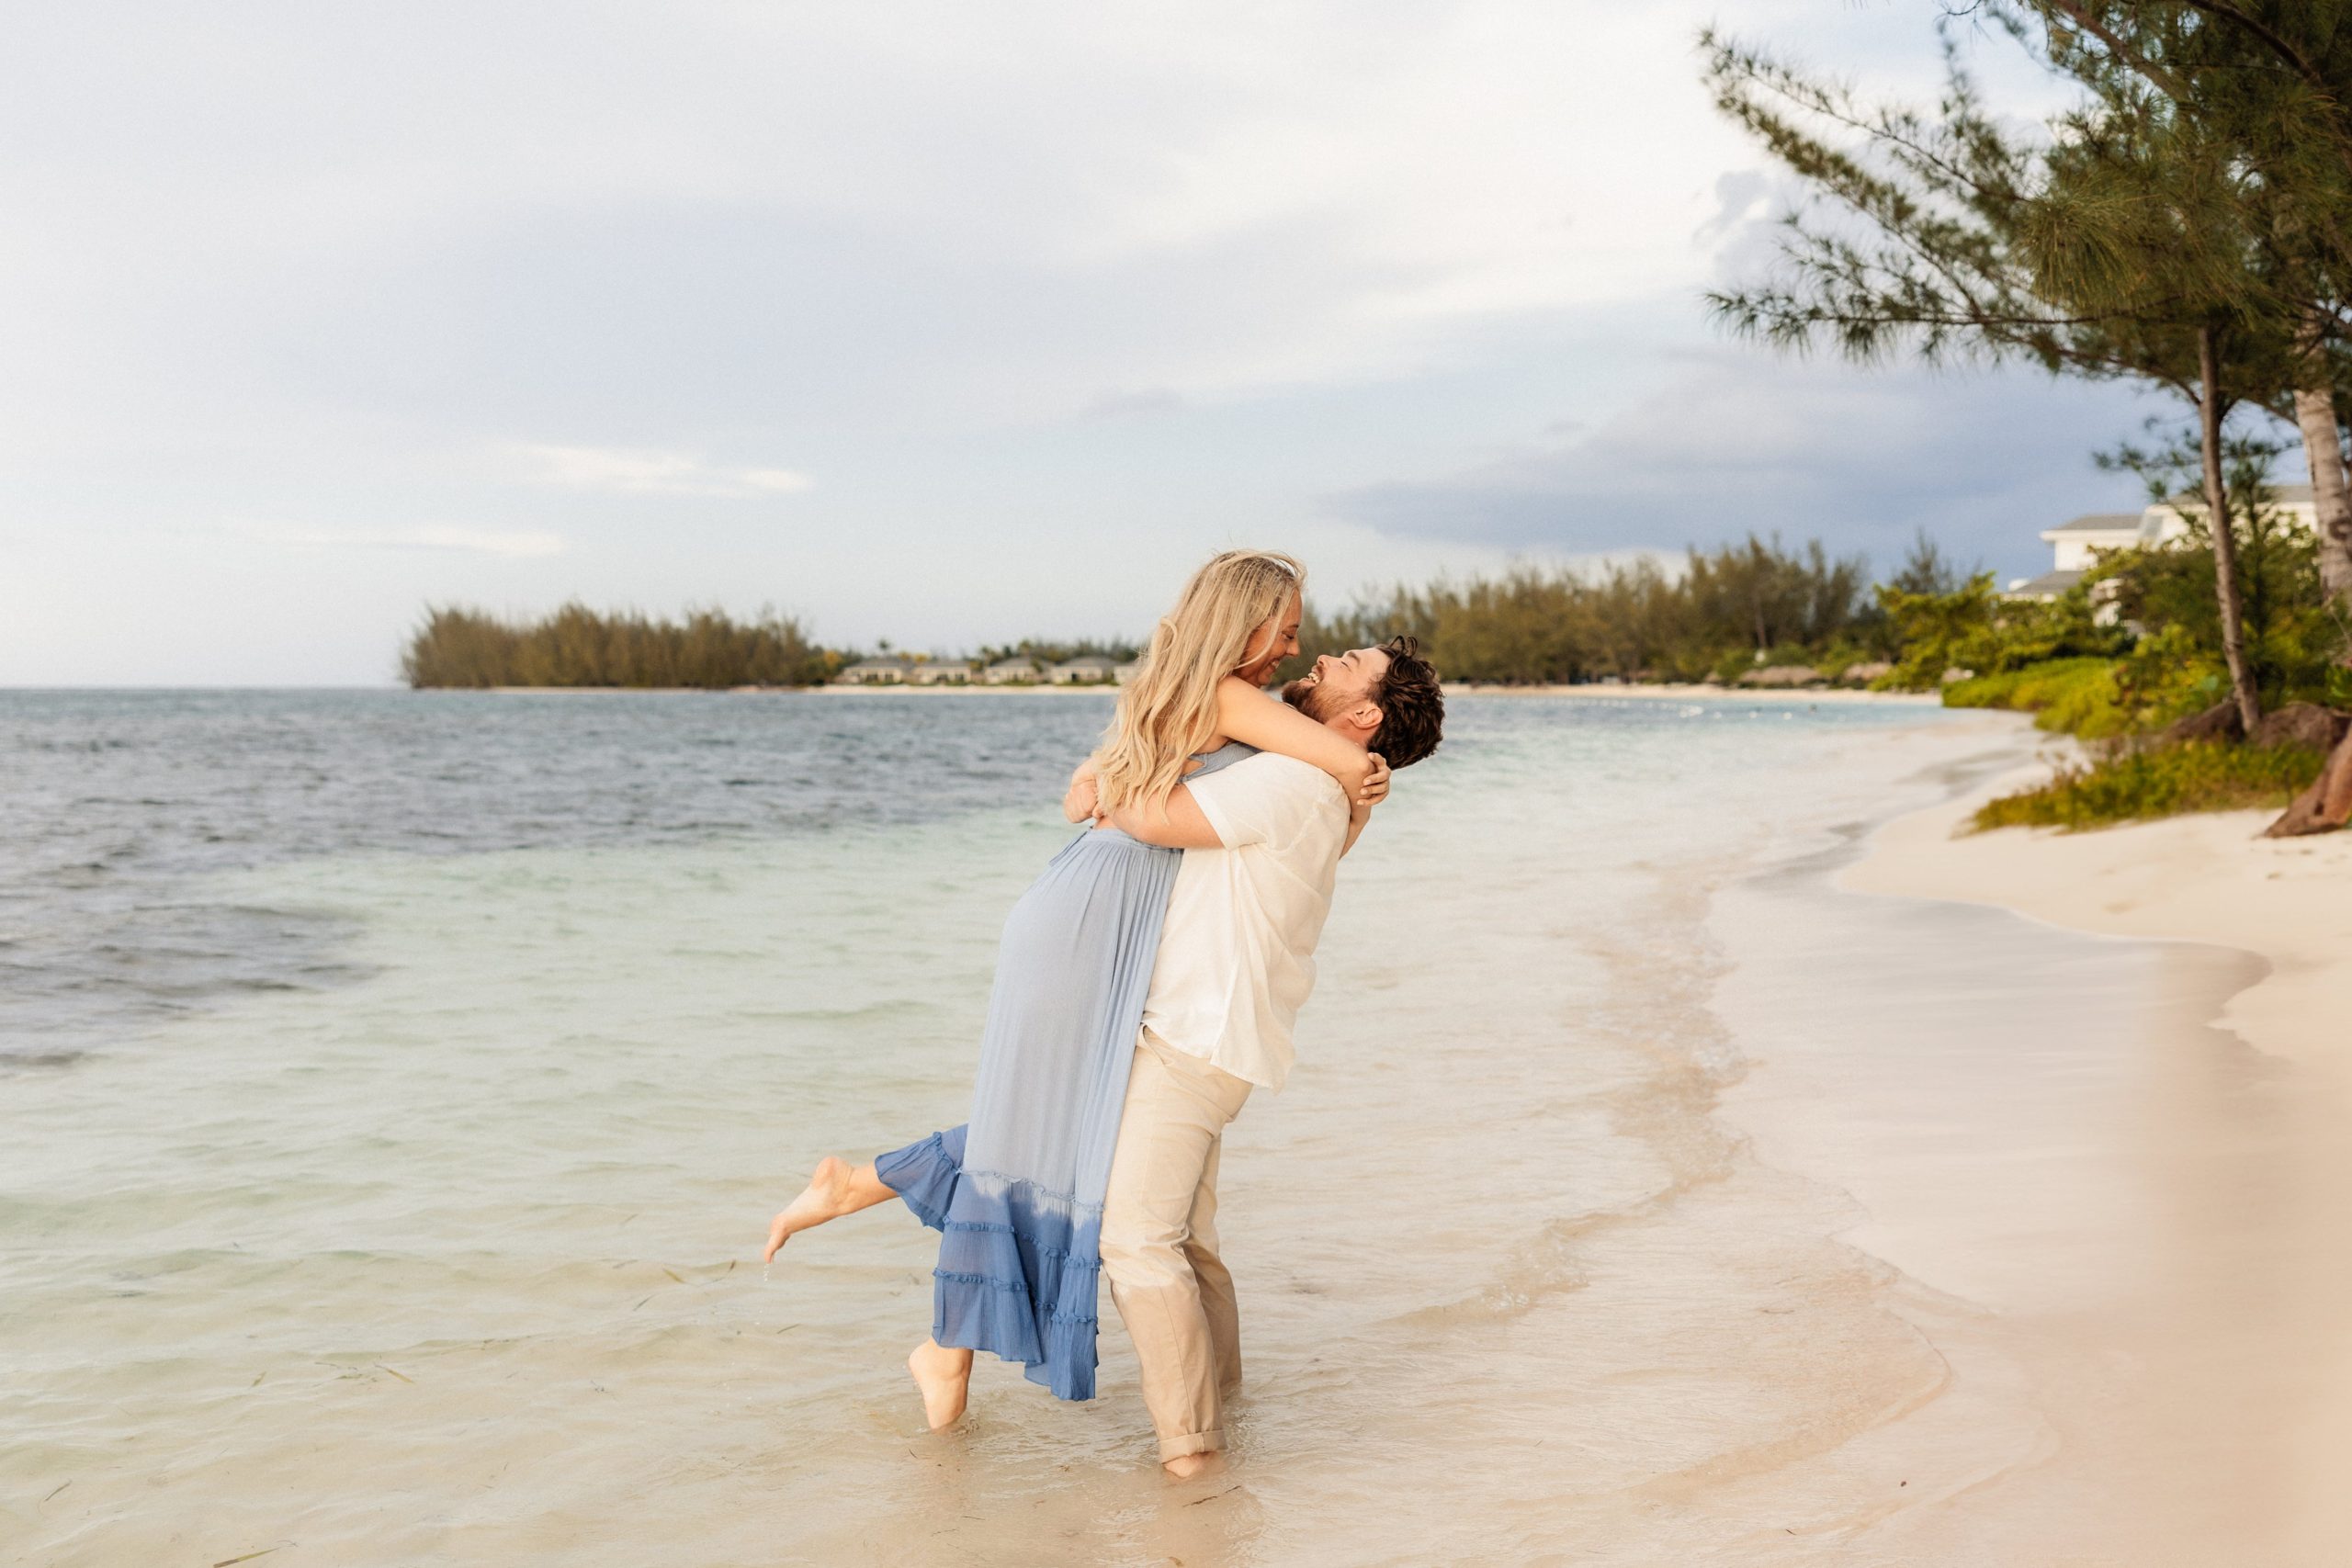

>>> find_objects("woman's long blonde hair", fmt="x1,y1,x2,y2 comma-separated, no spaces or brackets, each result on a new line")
1092,549,1305,813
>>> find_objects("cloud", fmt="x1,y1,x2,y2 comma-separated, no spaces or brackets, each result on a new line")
1326,350,2163,582
1078,387,1186,421
514,445,811,497
260,525,568,558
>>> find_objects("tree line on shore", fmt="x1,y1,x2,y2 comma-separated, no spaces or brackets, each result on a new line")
397,531,1951,694
399,481,2325,710
398,479,2337,830
401,604,834,689
1280,534,1935,688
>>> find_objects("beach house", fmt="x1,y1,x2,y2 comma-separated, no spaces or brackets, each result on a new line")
2008,483,2317,603
909,660,972,684
1114,658,1144,684
1046,655,1118,685
982,657,1038,685
836,655,916,684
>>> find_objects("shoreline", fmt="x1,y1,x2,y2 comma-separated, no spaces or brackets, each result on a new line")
1843,755,2352,1067
1456,681,1939,704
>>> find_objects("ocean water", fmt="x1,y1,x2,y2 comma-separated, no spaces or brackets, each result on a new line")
2,690,2320,1565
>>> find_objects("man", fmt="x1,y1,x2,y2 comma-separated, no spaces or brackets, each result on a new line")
1093,636,1444,1476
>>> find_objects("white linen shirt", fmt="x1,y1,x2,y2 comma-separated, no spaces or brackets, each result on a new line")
1137,751,1350,1091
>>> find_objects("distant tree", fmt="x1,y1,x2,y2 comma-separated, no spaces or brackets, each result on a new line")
401,604,832,688
1886,528,1975,597
975,636,1142,667
401,607,524,687
2098,431,2338,706
1683,535,1871,654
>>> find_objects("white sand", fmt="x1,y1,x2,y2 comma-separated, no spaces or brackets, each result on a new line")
1840,751,2352,1562
1844,761,2352,1068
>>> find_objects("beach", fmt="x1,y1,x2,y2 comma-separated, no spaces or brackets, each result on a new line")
1849,768,2352,1067
5,692,2346,1565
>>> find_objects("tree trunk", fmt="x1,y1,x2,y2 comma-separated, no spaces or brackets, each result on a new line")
2262,725,2352,837
2198,325,2263,735
2290,308,2352,606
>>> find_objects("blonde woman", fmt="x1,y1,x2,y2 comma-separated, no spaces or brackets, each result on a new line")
760,550,1385,1423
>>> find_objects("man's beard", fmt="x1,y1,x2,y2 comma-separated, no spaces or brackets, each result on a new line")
1280,677,1328,719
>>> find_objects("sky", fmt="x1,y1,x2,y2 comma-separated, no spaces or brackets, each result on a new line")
2,1,2176,685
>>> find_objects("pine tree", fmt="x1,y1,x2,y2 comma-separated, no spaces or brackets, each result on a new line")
2002,1,2352,605
1701,24,2277,728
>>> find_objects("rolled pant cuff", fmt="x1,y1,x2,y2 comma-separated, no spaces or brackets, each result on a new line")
1158,1428,1225,1463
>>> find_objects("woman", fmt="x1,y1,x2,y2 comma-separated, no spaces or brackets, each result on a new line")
759,550,1386,1427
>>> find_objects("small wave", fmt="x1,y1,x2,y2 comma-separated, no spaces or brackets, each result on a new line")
738,998,937,1024
0,1048,87,1073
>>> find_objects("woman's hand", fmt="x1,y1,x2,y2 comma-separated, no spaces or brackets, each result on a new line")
1356,752,1390,807
1064,761,1103,824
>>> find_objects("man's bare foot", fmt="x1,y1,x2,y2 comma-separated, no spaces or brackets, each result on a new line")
1162,1451,1219,1480
908,1337,972,1429
763,1156,854,1262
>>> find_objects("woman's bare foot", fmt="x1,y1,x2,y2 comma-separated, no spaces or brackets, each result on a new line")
908,1337,972,1429
763,1156,854,1262
1162,1451,1219,1480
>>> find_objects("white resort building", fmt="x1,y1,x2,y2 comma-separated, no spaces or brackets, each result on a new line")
836,656,917,684
835,656,974,684
2008,483,2318,602
982,658,1039,684
1045,655,1118,684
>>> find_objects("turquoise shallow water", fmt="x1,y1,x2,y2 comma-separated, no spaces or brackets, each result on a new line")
17,689,2223,1565
0,689,1121,1060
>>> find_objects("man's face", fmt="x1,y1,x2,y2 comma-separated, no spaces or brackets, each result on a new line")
1280,646,1392,724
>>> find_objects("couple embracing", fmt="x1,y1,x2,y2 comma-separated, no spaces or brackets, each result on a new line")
761,550,1443,1476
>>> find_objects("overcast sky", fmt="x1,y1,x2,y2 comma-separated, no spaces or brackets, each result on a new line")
2,2,2165,685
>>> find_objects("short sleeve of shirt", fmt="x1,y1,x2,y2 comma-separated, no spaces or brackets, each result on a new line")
1187,754,1340,850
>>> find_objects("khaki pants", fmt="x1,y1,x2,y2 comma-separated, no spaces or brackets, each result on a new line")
1100,1030,1254,1462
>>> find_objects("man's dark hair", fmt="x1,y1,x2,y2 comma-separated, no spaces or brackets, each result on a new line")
1370,635,1443,768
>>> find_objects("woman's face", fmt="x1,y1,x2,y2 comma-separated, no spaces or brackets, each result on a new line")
1234,591,1303,686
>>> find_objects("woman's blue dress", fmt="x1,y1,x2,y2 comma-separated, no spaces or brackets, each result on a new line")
874,743,1257,1401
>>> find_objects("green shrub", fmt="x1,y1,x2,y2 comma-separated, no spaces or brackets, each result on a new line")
1711,646,1760,684
1941,657,2132,737
2084,443,2350,713
1810,639,1876,681
1872,574,2131,692
1972,740,2325,831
